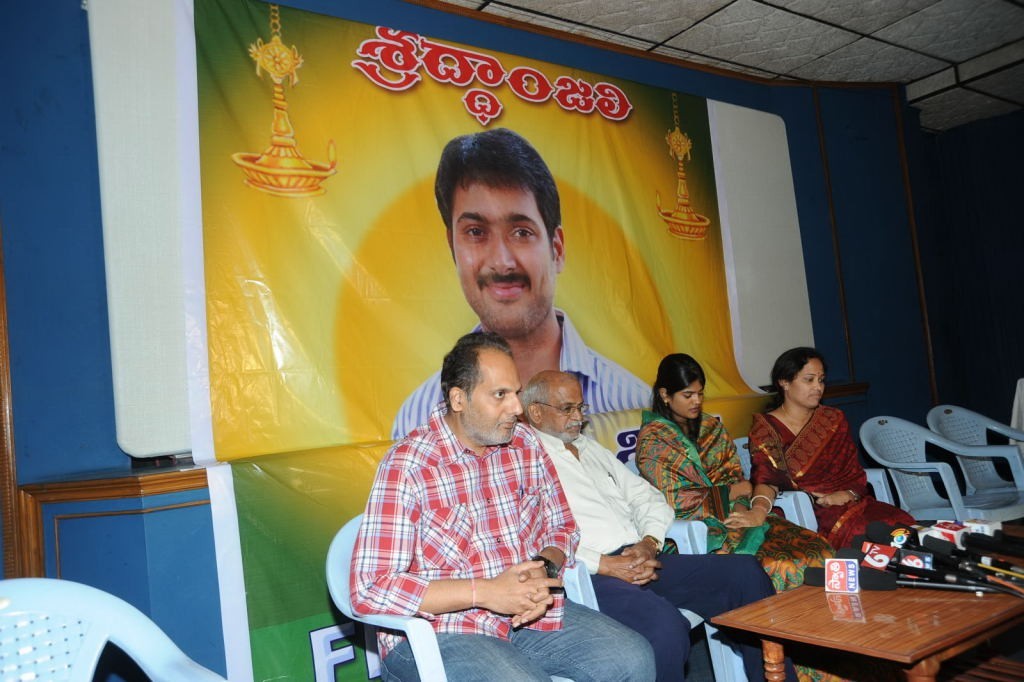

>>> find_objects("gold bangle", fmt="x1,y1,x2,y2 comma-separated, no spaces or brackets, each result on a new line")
643,535,663,552
750,494,774,512
847,489,861,502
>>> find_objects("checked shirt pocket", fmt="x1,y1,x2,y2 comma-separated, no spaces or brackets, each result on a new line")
419,504,472,569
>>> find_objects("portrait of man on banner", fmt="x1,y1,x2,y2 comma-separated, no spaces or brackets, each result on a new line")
391,128,650,438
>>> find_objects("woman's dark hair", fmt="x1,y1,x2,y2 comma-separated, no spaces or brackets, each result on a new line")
767,346,827,409
649,354,706,425
440,332,512,411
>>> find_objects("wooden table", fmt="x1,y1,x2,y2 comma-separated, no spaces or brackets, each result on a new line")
712,585,1024,681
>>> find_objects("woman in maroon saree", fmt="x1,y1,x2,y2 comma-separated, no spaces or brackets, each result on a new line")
748,347,915,550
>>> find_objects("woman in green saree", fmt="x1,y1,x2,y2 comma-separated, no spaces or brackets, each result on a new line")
636,353,834,592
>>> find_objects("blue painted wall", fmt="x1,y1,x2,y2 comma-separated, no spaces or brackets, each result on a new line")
2,0,978,676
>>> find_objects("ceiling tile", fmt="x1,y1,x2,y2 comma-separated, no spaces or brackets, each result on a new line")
652,45,781,79
914,87,1019,130
959,39,1024,82
906,67,957,100
790,37,947,82
970,63,1024,105
874,0,1024,62
666,0,857,74
767,0,939,34
483,0,731,43
482,4,655,51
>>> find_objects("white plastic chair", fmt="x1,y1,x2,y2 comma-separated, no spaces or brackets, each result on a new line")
326,514,591,682
733,437,818,532
927,404,1024,494
0,578,225,682
860,416,1024,522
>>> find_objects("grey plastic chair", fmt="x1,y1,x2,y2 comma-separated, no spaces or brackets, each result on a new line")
0,578,225,682
327,513,593,682
927,404,1024,494
860,416,1024,522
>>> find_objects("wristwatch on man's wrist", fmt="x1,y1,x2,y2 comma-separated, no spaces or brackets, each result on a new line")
532,554,560,579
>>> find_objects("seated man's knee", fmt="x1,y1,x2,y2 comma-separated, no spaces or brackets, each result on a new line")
609,628,656,681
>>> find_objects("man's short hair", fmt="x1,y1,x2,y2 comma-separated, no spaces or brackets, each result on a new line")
435,128,561,241
440,332,513,411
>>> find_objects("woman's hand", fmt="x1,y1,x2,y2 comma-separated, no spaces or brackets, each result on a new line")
811,490,858,507
724,505,768,528
729,480,753,499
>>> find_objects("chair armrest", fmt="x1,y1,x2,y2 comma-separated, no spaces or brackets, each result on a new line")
775,491,818,532
989,422,1024,443
666,519,707,554
403,618,447,681
563,562,599,610
865,468,895,505
953,445,1024,488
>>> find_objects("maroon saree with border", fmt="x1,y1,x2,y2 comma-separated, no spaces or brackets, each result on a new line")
748,405,915,549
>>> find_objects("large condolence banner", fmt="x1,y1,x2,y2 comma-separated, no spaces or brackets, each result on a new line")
194,0,754,461
188,0,774,678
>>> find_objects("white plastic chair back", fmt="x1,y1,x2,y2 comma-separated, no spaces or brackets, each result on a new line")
0,578,224,682
860,416,1024,522
927,404,1024,493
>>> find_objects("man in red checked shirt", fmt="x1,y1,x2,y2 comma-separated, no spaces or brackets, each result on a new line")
351,332,655,681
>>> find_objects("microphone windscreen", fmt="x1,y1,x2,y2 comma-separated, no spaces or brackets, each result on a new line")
865,521,897,544
802,564,896,590
859,568,898,591
922,534,956,557
804,567,825,587
836,547,864,560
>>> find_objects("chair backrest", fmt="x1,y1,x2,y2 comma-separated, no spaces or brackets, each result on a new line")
328,514,448,679
928,404,990,446
928,403,1024,445
0,578,224,682
733,437,752,478
860,416,963,519
926,405,1020,494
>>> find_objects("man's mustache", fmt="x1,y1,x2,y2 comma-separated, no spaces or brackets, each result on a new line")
478,272,530,289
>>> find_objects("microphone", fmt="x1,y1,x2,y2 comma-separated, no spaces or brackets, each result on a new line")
923,535,1024,583
883,559,1017,594
803,566,897,591
895,578,999,593
865,522,958,571
964,532,1024,559
865,521,919,548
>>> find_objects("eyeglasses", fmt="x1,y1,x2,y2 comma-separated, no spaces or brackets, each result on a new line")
535,401,589,416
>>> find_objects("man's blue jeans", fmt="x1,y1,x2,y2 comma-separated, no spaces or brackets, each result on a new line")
381,599,655,681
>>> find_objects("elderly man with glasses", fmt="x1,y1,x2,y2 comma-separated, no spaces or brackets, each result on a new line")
522,370,786,682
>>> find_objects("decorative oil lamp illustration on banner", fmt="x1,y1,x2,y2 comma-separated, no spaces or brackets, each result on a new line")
657,92,710,240
232,4,336,197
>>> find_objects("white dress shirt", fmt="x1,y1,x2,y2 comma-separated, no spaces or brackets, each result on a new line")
535,429,674,573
